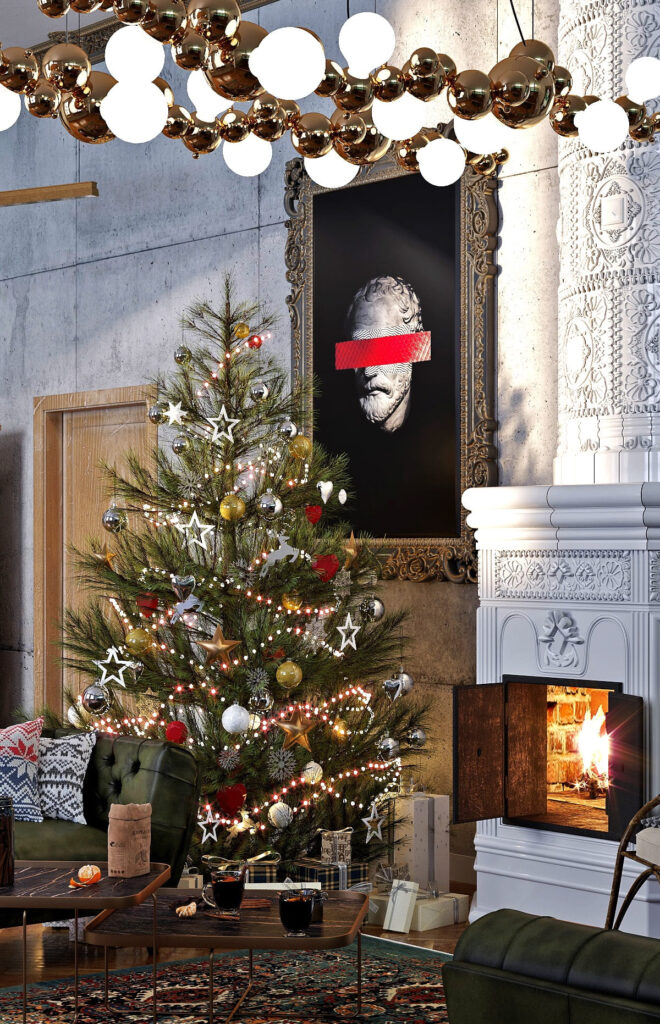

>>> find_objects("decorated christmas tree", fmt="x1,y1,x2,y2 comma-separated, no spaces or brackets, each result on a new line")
58,276,427,866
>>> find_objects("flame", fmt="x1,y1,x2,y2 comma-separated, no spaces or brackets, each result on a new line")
578,705,609,781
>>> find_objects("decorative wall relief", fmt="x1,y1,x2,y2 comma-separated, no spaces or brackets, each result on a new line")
494,550,632,601
539,610,585,670
649,552,660,601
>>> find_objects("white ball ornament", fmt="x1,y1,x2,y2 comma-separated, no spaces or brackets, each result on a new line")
249,26,325,100
221,703,250,734
625,56,660,104
268,801,293,828
0,85,21,131
452,111,518,153
372,92,427,141
576,99,629,153
223,133,272,177
301,761,323,784
417,137,466,187
187,68,231,122
304,150,359,188
101,81,168,143
105,25,165,84
338,12,395,79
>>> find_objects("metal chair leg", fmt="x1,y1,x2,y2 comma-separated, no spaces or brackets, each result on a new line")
152,893,158,1024
22,910,27,1024
357,930,362,1014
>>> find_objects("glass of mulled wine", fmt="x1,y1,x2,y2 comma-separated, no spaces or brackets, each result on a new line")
279,889,315,937
202,866,246,919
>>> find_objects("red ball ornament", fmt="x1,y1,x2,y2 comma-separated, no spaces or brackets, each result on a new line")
216,782,247,817
248,333,263,349
137,592,159,613
312,553,340,582
304,504,323,524
265,646,286,661
166,721,188,744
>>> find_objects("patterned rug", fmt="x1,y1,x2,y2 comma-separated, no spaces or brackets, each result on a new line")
0,937,451,1023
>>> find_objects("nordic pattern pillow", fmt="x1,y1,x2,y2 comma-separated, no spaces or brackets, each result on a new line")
38,732,96,824
0,718,44,822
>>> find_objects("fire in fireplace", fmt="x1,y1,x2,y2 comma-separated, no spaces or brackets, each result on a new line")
453,676,643,839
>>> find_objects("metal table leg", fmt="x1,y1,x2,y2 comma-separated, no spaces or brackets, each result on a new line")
357,930,362,1015
74,909,79,1021
104,944,109,1010
225,949,254,1023
22,910,27,1024
152,894,158,1024
209,950,214,1024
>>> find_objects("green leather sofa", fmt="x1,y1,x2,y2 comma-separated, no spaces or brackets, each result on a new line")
443,909,660,1023
2,731,199,928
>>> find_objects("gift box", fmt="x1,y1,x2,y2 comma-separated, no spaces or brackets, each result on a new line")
293,858,369,891
178,872,203,890
383,880,419,933
410,892,470,930
635,827,660,864
245,863,282,884
320,828,352,865
393,794,450,890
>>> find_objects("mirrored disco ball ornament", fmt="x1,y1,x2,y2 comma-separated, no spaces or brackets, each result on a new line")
406,726,427,748
102,505,127,533
377,735,400,761
172,435,189,455
174,345,192,364
248,689,274,712
258,489,282,518
148,402,166,424
249,378,270,402
82,682,110,714
359,596,385,622
383,668,414,701
278,417,298,439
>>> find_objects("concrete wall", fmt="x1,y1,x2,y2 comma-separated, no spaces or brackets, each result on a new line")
0,0,560,864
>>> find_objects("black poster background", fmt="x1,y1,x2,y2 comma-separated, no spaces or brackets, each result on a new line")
311,172,459,540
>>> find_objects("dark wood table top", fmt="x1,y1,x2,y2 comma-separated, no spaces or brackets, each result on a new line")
85,888,369,951
0,861,171,910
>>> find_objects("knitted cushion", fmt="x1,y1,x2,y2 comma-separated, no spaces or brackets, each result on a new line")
38,732,96,824
0,718,44,822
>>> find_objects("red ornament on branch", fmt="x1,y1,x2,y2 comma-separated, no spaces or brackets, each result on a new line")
304,504,323,524
264,647,287,661
248,334,263,349
137,592,159,613
165,721,188,744
312,554,340,582
216,782,247,817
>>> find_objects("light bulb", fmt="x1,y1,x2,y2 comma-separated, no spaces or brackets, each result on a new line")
371,92,426,141
104,25,165,83
187,69,231,122
248,27,325,100
101,80,168,143
625,56,660,104
576,98,629,153
453,111,518,153
338,12,395,79
417,137,466,186
0,85,21,131
304,149,359,188
223,133,272,176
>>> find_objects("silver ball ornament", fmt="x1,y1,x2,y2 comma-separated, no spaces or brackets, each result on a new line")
102,505,127,534
377,736,401,761
249,379,270,402
221,703,250,734
248,689,274,713
257,489,283,518
174,345,192,365
383,669,414,701
268,801,293,828
82,682,110,714
278,417,298,439
148,402,167,424
172,434,189,455
360,596,385,622
406,726,427,748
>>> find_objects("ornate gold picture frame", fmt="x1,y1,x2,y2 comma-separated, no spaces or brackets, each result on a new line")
284,156,498,583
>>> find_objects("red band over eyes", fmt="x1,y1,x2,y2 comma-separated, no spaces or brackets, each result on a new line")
335,332,431,370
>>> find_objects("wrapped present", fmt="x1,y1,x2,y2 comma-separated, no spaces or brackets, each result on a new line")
635,827,660,865
392,794,450,890
383,879,419,933
319,827,353,865
410,892,470,931
374,861,410,890
245,861,283,884
293,858,369,891
177,871,203,890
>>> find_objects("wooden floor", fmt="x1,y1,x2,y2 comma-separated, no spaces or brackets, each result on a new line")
0,887,472,988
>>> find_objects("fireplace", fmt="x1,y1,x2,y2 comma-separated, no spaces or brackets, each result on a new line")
453,676,643,841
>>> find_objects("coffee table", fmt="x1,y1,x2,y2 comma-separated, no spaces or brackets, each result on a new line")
0,860,171,1023
85,887,370,1023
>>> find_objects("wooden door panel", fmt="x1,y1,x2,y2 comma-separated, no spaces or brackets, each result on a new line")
453,684,505,824
606,693,643,839
505,682,547,819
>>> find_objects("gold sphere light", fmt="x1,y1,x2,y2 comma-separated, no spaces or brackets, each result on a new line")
0,48,40,93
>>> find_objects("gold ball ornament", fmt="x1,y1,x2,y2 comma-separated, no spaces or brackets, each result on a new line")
171,28,211,70
37,0,70,16
552,65,572,97
163,104,193,138
205,21,266,102
113,0,150,22
448,69,492,119
282,592,303,612
616,94,646,130
630,116,655,142
549,94,586,137
330,109,366,146
142,0,187,43
489,56,531,107
291,112,333,158
218,107,250,141
472,153,497,176
154,76,175,107
43,43,91,94
371,65,405,102
60,71,116,144
493,57,554,128
437,53,457,83
234,322,250,339
25,78,61,118
288,434,312,459
316,59,345,98
125,627,152,655
509,38,555,72
70,0,101,10
402,57,443,101
0,48,40,94
394,131,428,172
332,717,348,740
334,105,390,165
220,493,246,521
182,113,222,156
275,660,303,689
186,0,240,45
249,94,286,141
334,69,374,112
279,98,301,130
409,47,440,79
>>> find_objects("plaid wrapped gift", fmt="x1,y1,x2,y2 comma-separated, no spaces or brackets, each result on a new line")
245,860,283,884
293,858,369,891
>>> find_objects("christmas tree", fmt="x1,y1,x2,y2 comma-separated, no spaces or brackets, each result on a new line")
58,276,427,866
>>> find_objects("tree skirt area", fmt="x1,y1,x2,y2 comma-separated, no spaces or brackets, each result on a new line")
0,936,451,1023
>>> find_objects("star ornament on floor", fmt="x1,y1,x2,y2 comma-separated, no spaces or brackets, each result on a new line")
337,611,360,651
165,401,187,426
362,800,386,843
206,405,240,445
94,646,133,689
199,808,220,845
199,624,241,668
174,510,215,550
276,708,317,751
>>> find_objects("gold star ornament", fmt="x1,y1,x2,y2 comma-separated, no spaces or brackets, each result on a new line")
276,709,317,751
199,625,241,668
93,543,116,570
344,530,358,568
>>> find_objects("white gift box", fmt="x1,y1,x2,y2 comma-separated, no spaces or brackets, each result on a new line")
177,873,203,890
382,879,420,933
394,794,450,890
636,827,660,864
410,892,471,931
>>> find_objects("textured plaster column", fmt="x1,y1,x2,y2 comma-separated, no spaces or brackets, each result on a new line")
555,0,660,484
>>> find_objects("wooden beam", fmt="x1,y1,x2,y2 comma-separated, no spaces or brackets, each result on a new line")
0,181,98,208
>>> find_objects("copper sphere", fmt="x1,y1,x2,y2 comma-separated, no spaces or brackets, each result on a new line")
142,0,186,42
217,107,250,142
249,95,286,140
437,53,457,83
113,0,150,22
371,64,405,102
334,68,374,112
494,148,509,164
205,21,266,101
509,38,555,71
472,153,497,176
37,0,70,16
172,28,211,70
549,97,583,138
279,98,301,129
186,0,240,44
489,56,530,107
250,92,279,120
70,0,101,10
330,109,366,146
616,94,645,129
154,76,175,106
315,59,345,98
402,59,443,101
448,69,492,119
43,43,91,94
493,57,554,128
0,48,40,94
291,112,333,158
334,105,390,165
394,131,428,171
25,77,61,118
182,112,222,155
553,65,572,97
409,47,439,78
60,70,115,143
99,0,114,7
162,103,193,138
630,116,655,142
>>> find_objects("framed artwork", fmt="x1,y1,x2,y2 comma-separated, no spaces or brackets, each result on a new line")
284,155,498,582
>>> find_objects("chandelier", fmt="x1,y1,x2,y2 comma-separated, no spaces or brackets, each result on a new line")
0,0,658,188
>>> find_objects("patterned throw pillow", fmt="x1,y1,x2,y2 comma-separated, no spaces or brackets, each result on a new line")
0,718,44,822
38,732,96,824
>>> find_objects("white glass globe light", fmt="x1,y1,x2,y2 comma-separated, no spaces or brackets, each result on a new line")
105,25,165,84
304,149,359,188
223,133,272,176
453,111,518,153
338,12,395,79
187,69,231,122
248,27,325,100
0,85,21,131
576,98,629,152
101,81,168,143
417,137,466,187
221,703,250,734
372,92,427,141
625,56,660,104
